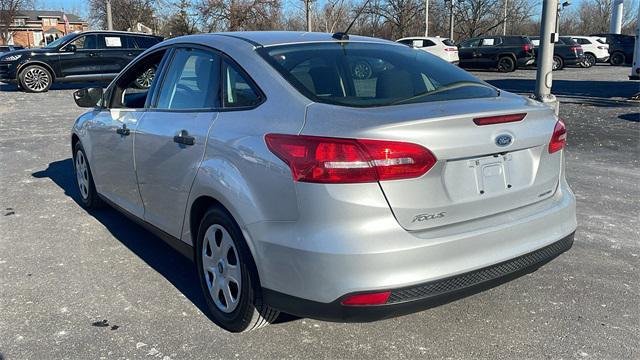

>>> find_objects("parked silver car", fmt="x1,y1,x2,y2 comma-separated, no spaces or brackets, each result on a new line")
71,31,577,332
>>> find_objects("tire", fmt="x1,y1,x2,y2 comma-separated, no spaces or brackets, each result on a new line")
19,64,52,93
73,142,104,209
610,52,625,66
552,56,564,71
195,206,279,332
497,56,515,73
134,66,156,89
581,53,596,68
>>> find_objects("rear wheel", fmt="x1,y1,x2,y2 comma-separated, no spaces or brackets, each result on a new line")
19,65,52,92
134,67,156,89
581,53,596,68
610,52,625,66
497,56,515,73
195,207,279,332
552,56,564,71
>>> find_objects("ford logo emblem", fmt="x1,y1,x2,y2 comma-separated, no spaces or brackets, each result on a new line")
495,134,513,147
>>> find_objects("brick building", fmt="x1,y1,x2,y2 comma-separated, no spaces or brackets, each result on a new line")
0,10,88,47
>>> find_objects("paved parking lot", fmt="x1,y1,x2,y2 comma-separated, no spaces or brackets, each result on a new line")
0,65,638,359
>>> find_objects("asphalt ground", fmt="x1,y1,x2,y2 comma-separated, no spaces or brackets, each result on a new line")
0,65,638,359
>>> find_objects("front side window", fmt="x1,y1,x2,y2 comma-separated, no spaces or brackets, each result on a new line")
109,49,167,109
459,39,481,48
258,42,497,108
68,35,96,50
155,48,220,110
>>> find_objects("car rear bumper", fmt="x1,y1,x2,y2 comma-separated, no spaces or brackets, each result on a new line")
248,176,577,308
263,231,574,322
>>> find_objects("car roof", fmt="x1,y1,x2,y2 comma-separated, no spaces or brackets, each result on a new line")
207,31,396,47
78,30,160,37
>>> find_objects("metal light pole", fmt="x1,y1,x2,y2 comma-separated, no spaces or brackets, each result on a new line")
534,0,560,112
425,0,429,37
305,0,313,32
448,0,455,40
502,0,508,35
630,3,640,80
106,0,113,30
610,0,624,34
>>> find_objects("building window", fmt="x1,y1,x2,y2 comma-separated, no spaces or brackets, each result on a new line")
12,18,26,26
43,18,58,26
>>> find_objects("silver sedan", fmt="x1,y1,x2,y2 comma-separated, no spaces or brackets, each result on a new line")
71,31,577,332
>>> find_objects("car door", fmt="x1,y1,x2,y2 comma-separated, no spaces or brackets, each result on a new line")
457,38,481,67
134,46,220,238
87,47,171,218
96,34,131,79
477,37,502,68
59,34,99,77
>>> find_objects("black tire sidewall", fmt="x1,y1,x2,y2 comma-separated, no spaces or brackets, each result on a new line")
19,65,52,93
553,56,563,70
497,57,515,72
585,54,596,67
611,53,625,66
195,207,260,332
73,142,100,208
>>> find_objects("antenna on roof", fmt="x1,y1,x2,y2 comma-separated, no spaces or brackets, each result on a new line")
332,0,372,40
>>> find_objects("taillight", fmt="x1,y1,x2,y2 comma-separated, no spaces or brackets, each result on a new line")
444,47,458,52
523,44,532,52
265,134,437,183
570,46,581,52
473,113,526,126
549,120,567,154
341,291,391,306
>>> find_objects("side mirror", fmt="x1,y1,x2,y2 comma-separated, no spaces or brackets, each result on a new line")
65,44,77,52
74,87,104,108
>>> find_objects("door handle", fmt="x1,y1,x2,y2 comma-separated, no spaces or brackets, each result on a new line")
127,52,135,56
173,130,195,146
116,124,130,136
88,52,97,57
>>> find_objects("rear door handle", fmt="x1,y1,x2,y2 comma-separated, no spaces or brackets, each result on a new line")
173,130,195,146
116,124,130,136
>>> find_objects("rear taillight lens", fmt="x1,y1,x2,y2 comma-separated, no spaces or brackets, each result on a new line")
341,291,391,306
444,47,458,52
523,44,532,52
570,46,581,52
265,134,437,183
549,120,567,153
473,113,526,126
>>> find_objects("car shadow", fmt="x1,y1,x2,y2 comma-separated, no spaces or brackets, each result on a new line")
0,81,110,92
31,158,299,326
486,79,640,107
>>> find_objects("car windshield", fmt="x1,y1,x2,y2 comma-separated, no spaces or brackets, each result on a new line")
257,42,497,107
45,33,77,48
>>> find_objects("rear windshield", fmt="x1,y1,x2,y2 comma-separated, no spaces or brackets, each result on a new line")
257,42,498,108
442,39,456,46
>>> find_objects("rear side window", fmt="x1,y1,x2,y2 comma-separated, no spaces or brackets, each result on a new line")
258,42,497,108
502,37,524,45
155,48,220,110
223,60,262,108
98,34,124,49
459,39,481,48
134,36,160,49
442,39,456,46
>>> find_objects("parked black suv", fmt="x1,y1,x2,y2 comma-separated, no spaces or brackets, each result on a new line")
591,33,636,66
0,31,162,92
457,35,535,72
529,36,585,70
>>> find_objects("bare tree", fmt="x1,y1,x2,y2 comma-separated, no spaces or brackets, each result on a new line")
365,0,424,38
197,0,282,31
0,0,29,45
163,0,199,36
89,0,156,31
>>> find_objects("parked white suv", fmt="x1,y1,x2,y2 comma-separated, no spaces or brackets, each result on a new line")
397,36,459,63
570,36,609,68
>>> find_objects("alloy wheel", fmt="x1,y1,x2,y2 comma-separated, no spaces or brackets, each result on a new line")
135,67,155,88
23,67,50,91
75,150,89,200
352,61,373,80
202,224,242,313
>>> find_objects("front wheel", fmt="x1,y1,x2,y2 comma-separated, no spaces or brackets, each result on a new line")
134,67,156,89
497,57,516,72
73,142,103,209
19,65,52,92
195,207,279,332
